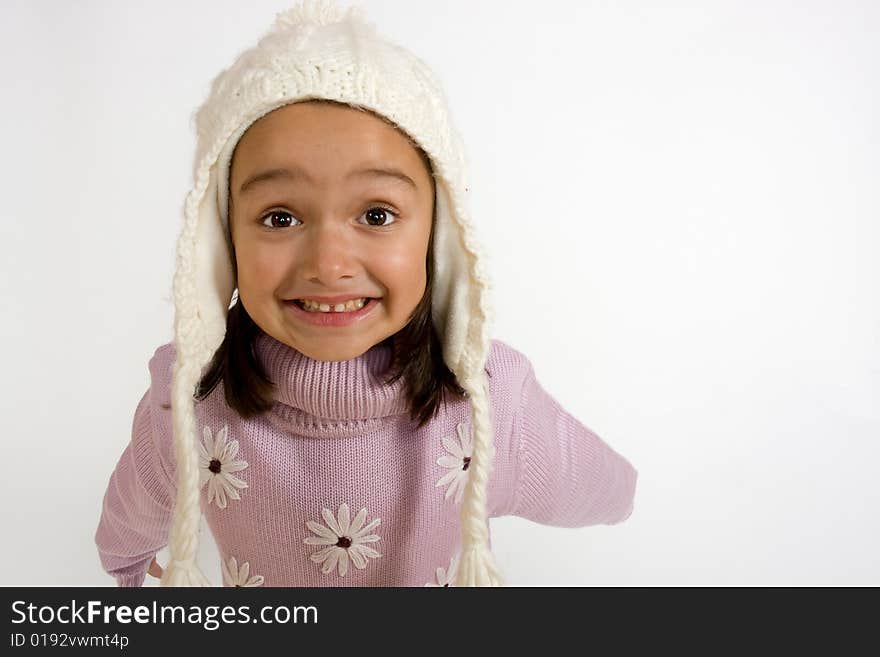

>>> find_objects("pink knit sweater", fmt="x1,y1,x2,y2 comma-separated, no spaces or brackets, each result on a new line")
94,332,638,586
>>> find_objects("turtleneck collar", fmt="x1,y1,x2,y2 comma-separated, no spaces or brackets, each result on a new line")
253,330,410,423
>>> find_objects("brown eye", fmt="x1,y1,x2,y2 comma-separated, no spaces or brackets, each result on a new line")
359,206,398,227
260,209,299,229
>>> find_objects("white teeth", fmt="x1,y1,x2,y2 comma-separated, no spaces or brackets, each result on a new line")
299,297,368,313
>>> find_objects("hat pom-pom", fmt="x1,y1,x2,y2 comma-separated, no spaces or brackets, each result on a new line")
273,0,364,30
159,560,213,587
455,543,505,587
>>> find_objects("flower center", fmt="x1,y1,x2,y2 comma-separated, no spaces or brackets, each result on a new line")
336,536,352,549
209,459,222,474
462,456,471,471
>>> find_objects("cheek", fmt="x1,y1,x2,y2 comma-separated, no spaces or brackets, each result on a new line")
377,242,427,294
235,244,286,293
385,223,431,305
381,249,422,275
388,220,430,270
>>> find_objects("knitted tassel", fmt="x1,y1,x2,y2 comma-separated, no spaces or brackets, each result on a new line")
455,371,506,587
160,559,212,587
161,345,214,586
456,542,505,587
160,154,221,587
160,266,211,586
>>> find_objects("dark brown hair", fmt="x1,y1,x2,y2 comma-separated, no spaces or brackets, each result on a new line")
194,100,469,429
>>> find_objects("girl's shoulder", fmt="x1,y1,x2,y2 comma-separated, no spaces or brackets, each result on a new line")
146,340,177,409
126,340,178,493
486,337,535,393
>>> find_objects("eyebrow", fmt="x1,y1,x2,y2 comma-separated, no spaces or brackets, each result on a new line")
238,164,419,195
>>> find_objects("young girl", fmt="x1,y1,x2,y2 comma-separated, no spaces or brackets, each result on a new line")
94,0,638,587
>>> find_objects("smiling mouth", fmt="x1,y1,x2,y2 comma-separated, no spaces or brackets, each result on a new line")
288,297,381,313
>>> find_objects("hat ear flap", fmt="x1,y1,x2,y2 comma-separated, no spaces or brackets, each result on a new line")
193,162,237,358
430,176,471,375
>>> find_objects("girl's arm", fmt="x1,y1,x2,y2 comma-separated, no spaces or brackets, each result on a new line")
510,360,639,527
93,384,174,587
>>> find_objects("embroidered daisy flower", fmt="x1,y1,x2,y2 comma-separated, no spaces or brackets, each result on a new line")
222,555,264,587
435,422,473,505
425,552,460,587
197,423,249,509
304,503,382,577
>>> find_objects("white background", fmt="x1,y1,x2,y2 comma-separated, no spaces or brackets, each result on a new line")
1,0,877,586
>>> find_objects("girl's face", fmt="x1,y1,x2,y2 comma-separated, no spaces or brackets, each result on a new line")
228,101,435,362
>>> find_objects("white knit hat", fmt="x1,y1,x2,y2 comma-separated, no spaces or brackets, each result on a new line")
161,0,503,587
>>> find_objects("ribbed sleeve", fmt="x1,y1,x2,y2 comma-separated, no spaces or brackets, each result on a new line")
94,389,174,587
512,361,638,527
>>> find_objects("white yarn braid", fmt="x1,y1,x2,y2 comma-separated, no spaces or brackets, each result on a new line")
455,373,505,587
160,172,217,587
445,163,502,586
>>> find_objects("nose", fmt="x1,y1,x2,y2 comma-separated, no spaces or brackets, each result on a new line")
299,221,358,285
